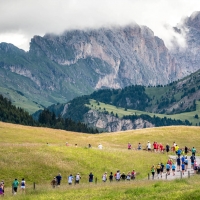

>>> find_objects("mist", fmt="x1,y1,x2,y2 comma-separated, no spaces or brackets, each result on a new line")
0,0,200,51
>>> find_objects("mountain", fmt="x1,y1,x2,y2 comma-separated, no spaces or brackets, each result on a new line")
172,11,200,76
38,68,200,132
1,11,200,114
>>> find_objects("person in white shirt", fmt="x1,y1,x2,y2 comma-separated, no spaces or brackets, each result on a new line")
116,170,121,181
75,173,81,184
68,174,73,185
102,172,107,182
98,144,103,149
147,141,151,151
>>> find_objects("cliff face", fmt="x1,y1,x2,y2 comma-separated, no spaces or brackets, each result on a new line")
1,12,200,110
84,110,154,132
31,24,177,88
172,11,200,77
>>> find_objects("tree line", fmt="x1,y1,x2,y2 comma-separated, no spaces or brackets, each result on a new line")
0,94,98,133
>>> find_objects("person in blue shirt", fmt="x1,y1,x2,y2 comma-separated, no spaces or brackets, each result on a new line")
172,163,176,176
181,155,185,164
184,156,188,171
89,172,94,182
56,173,62,187
181,163,185,175
166,163,170,175
177,149,182,157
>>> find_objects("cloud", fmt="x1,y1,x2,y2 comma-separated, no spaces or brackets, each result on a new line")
0,0,200,51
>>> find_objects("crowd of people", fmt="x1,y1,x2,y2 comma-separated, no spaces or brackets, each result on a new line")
0,178,26,196
50,169,136,188
0,141,199,197
148,141,199,179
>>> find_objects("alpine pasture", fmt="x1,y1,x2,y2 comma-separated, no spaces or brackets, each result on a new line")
1,122,200,199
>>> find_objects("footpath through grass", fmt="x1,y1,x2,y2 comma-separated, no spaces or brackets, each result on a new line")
3,177,200,200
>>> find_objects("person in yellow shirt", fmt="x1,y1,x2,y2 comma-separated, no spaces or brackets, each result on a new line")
175,145,179,154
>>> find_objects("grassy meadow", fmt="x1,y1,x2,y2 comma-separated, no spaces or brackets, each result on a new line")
1,122,200,199
88,99,200,125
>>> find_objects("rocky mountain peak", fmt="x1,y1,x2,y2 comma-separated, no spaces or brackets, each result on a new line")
184,11,200,29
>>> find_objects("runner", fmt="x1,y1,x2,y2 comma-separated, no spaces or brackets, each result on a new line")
98,144,103,149
181,155,185,164
138,143,142,150
151,165,155,179
21,178,26,193
177,156,181,172
153,142,157,152
102,172,107,182
56,173,62,187
109,172,113,182
126,172,131,181
0,183,3,197
131,169,136,180
166,143,170,154
184,146,188,155
75,173,81,184
160,162,165,178
1,181,4,196
128,143,132,150
156,143,159,153
89,172,94,182
51,177,57,188
160,143,164,153
173,142,176,153
12,178,19,195
156,163,161,179
190,155,196,170
166,163,170,175
194,160,198,174
191,147,196,156
172,163,176,176
116,170,121,181
184,156,188,171
175,145,179,155
181,163,185,175
120,172,126,180
68,174,73,185
147,141,151,152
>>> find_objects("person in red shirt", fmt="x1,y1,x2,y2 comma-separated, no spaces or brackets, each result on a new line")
153,142,157,152
156,142,159,152
128,143,131,150
160,143,164,153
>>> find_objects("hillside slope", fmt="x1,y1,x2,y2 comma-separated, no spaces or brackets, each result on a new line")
42,68,200,131
1,122,200,184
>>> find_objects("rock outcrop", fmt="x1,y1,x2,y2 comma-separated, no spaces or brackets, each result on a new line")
84,110,154,132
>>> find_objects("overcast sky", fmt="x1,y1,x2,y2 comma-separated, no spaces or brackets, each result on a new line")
0,0,200,51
